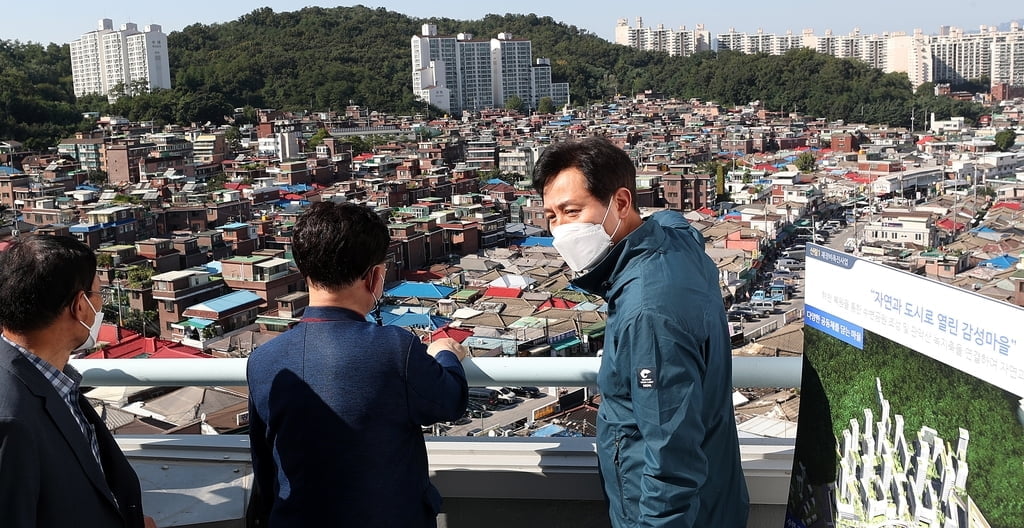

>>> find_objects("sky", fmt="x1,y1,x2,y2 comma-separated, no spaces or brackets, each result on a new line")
3,1,1022,46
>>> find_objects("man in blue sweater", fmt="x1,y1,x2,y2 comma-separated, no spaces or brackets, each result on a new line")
246,202,469,526
534,137,749,527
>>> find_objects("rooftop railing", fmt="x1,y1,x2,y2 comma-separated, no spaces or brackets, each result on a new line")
76,356,801,528
72,356,803,388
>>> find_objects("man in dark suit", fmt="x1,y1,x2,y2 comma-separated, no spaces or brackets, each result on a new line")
0,234,154,527
247,202,469,526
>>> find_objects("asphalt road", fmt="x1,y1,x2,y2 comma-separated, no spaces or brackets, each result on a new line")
426,388,565,437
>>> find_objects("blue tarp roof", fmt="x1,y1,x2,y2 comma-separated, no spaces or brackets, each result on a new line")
368,310,451,330
0,166,22,175
276,199,310,207
979,255,1019,270
485,178,509,185
69,223,99,233
385,281,456,300
189,290,263,314
520,236,554,247
530,424,581,437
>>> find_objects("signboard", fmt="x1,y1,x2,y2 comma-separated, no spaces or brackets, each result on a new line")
787,244,1024,528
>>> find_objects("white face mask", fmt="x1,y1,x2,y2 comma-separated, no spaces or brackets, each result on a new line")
551,204,622,272
73,294,104,352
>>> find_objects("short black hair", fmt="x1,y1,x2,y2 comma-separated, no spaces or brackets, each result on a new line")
292,202,390,289
0,234,97,333
532,136,637,206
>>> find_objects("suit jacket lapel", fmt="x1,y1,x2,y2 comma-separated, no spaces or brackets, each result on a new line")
0,342,119,508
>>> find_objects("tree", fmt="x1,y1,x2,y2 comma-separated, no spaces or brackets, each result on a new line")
123,309,158,337
994,129,1017,152
86,170,108,186
795,151,817,172
224,126,243,151
125,265,154,289
537,96,555,114
504,95,524,113
96,253,114,269
306,127,331,151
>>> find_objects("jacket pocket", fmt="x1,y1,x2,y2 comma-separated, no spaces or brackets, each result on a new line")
612,430,642,524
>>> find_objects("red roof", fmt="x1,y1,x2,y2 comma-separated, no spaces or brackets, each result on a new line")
916,135,936,145
696,206,717,216
536,297,578,310
483,286,522,298
991,201,1021,211
845,172,876,184
430,325,474,343
148,346,209,358
935,218,966,232
754,163,779,172
86,324,205,359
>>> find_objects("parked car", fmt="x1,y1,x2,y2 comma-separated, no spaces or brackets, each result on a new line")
509,386,542,398
730,303,765,317
468,387,500,406
776,258,805,271
727,307,760,322
465,408,492,419
489,386,518,404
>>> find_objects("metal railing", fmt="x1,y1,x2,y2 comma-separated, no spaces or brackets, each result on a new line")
71,356,803,388
75,355,801,526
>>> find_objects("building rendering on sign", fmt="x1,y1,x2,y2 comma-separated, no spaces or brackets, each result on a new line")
70,19,172,101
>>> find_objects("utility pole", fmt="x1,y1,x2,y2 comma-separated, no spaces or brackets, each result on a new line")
116,271,124,328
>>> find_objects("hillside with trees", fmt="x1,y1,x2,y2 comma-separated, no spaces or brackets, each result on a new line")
0,5,989,149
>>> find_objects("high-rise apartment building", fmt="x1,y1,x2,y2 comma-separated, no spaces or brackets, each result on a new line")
70,19,171,101
615,18,1024,92
411,25,569,114
614,18,713,57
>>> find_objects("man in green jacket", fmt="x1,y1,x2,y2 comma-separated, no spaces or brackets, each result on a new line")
534,137,749,527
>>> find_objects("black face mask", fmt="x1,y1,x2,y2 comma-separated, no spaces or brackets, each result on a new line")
371,271,384,327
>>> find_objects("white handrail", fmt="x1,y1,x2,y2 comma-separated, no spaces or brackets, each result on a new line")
71,356,802,387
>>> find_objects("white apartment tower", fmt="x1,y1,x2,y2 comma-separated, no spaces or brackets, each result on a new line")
70,19,171,100
491,33,534,109
615,18,712,56
618,17,1024,93
411,25,569,114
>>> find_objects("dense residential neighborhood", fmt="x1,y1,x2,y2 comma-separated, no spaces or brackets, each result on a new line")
3,7,1024,526
1,90,1024,436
